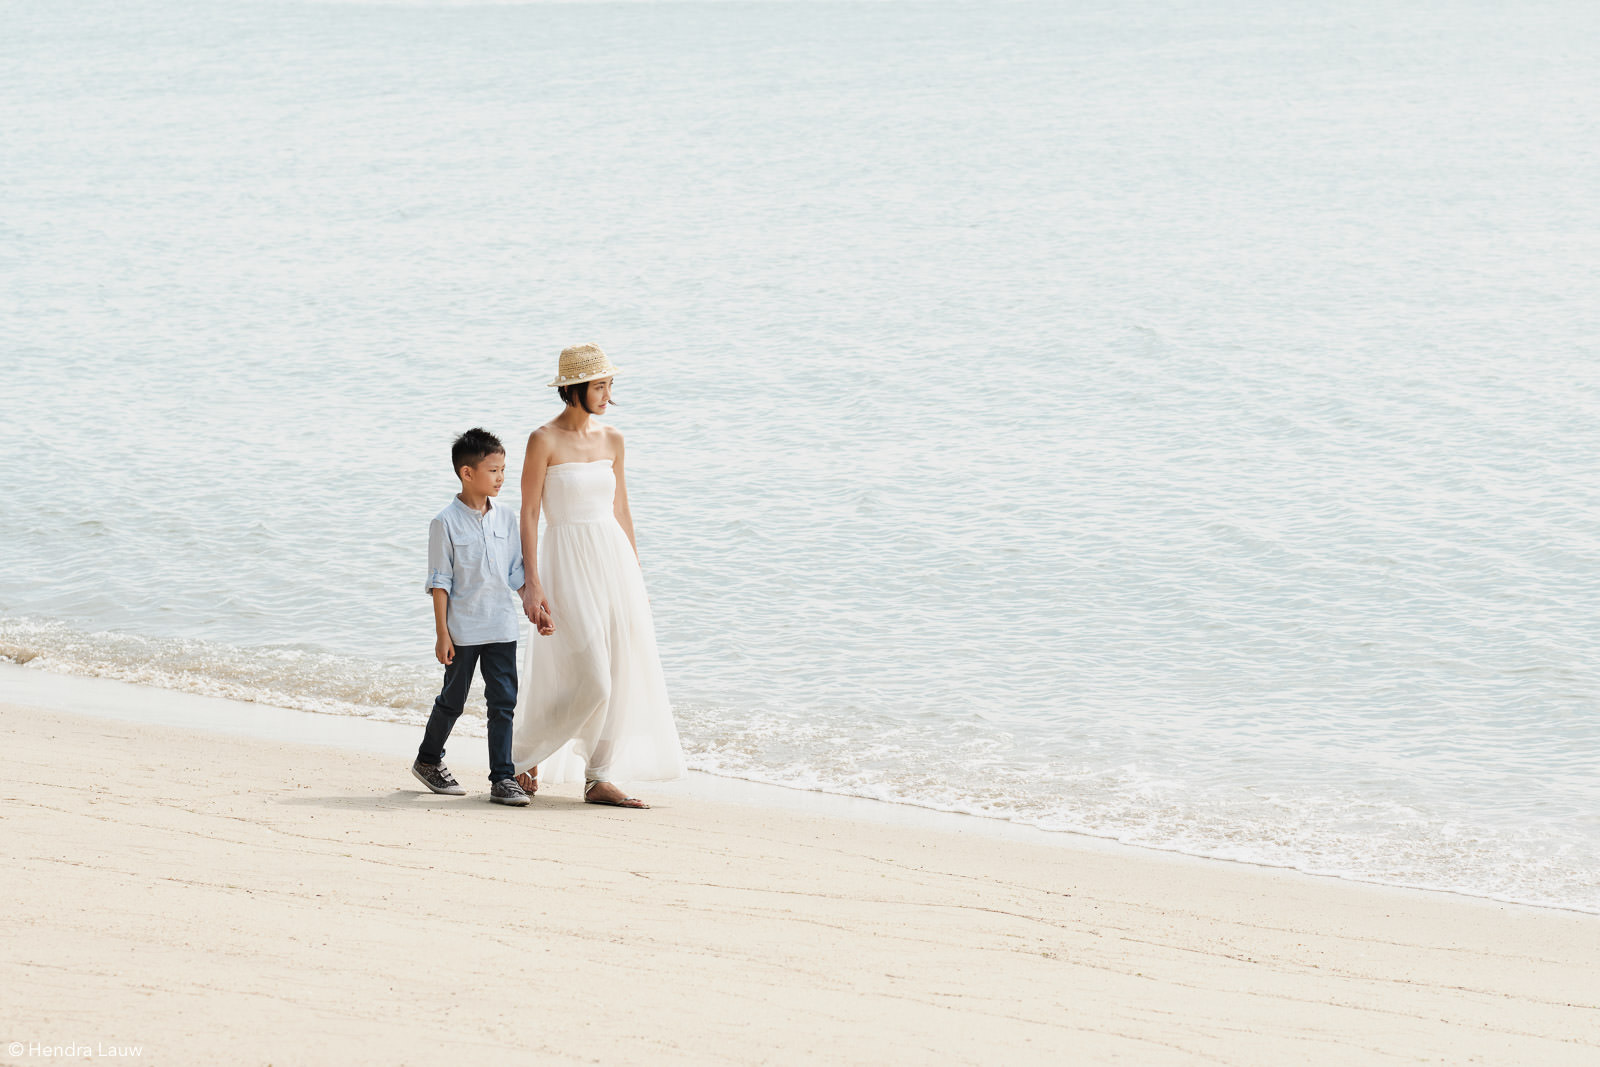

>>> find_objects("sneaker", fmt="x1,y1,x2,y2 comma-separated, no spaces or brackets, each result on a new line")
490,778,531,806
412,760,466,796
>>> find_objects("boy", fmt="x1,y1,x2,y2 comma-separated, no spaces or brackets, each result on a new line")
413,427,536,805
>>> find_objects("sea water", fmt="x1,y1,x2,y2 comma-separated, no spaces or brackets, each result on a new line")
4,0,1600,910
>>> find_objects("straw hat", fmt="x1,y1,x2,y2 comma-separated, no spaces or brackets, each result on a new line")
547,343,621,388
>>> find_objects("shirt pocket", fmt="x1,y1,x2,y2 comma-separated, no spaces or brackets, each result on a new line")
488,527,511,576
449,529,488,571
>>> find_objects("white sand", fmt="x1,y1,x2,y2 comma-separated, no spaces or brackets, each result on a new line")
2,682,1598,1065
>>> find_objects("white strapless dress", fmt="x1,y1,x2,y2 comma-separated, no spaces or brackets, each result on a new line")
512,459,686,784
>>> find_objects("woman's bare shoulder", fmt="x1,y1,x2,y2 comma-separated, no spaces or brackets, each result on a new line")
523,425,562,466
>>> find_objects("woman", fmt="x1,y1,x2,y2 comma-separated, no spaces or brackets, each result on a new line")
511,343,685,808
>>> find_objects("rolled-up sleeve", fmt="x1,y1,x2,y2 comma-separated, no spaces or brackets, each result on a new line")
426,517,453,593
506,512,526,591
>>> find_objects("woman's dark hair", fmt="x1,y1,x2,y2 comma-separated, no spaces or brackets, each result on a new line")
558,380,616,413
451,427,505,473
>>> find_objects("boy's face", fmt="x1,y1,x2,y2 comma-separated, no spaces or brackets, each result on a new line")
459,453,506,497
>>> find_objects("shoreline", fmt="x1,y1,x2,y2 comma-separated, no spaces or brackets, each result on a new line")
2,661,1593,919
3,673,1599,1063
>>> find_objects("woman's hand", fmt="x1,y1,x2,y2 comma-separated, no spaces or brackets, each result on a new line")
522,584,555,635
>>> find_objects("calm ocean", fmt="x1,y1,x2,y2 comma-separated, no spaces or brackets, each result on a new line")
4,0,1599,910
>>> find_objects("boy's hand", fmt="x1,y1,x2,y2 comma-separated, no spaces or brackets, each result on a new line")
522,585,554,634
435,634,455,666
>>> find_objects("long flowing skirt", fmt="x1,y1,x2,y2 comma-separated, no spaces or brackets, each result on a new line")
511,517,685,784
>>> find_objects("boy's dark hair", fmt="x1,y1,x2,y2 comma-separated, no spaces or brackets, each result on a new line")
557,380,617,414
452,427,505,474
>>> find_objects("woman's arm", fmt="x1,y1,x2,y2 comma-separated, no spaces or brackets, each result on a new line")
520,429,554,632
611,428,638,559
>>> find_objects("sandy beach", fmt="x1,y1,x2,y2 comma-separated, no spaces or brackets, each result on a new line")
2,679,1597,1066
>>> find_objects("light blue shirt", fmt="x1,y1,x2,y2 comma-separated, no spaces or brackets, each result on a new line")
426,496,526,646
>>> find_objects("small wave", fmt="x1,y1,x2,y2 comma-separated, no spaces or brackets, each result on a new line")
0,618,447,730
672,701,1600,915
3,617,1597,914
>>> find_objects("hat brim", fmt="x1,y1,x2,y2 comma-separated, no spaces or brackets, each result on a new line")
547,367,621,388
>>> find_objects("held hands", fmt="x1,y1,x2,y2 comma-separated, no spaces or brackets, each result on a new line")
435,633,455,666
522,584,555,636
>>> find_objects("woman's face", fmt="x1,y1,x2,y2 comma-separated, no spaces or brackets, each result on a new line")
586,377,612,413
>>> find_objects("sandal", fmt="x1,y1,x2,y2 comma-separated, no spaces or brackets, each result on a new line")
514,767,538,795
584,780,649,809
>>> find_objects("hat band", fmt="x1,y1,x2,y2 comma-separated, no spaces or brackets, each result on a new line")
548,365,620,387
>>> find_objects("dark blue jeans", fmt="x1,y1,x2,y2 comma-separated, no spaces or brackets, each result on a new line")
417,640,517,782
